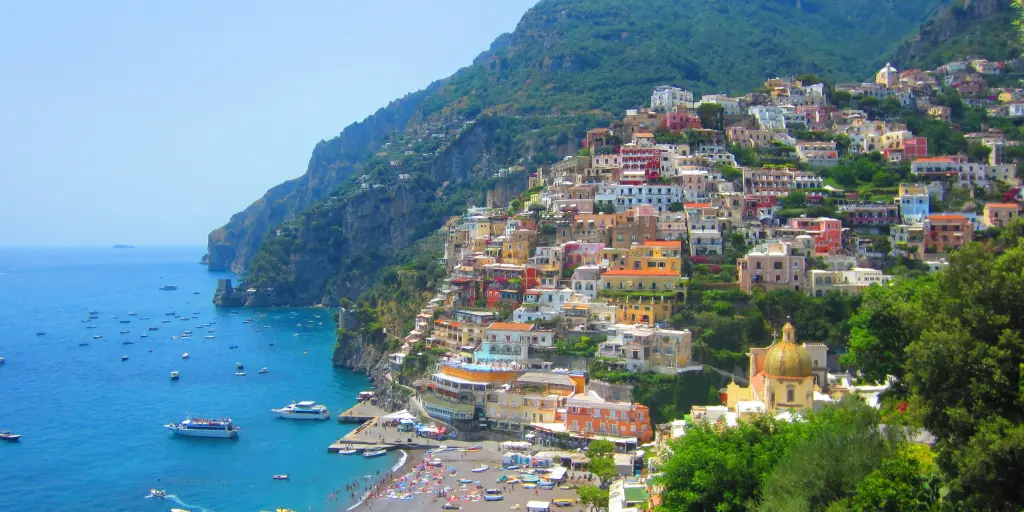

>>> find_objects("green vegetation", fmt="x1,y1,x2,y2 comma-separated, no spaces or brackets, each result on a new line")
893,0,1021,69
554,334,606,357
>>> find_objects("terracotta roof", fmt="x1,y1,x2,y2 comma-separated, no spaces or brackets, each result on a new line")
635,132,655,138
928,215,969,221
435,319,462,328
643,240,682,248
684,203,710,208
602,269,680,277
985,203,1020,209
914,157,955,163
487,322,534,331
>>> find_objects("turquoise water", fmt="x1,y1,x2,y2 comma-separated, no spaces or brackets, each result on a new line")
0,247,395,512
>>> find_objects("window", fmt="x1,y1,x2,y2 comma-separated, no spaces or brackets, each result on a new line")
786,387,795,403
593,408,601,418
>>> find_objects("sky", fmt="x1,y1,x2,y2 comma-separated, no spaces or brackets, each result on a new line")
0,0,538,247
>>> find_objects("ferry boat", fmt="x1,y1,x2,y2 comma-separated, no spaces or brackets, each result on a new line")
272,401,330,420
164,417,239,438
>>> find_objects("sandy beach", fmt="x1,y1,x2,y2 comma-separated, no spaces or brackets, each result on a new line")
354,449,589,512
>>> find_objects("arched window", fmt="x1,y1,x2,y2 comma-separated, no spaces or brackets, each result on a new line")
786,387,795,403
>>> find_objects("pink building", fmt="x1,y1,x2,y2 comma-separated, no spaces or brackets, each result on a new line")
787,217,844,254
737,239,811,293
620,147,663,181
562,241,605,267
662,106,703,131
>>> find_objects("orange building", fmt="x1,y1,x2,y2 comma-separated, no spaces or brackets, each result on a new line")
565,390,654,442
924,214,974,253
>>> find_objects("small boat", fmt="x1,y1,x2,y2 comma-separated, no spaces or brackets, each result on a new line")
35,332,45,336
193,292,200,295
229,345,238,349
0,432,22,442
338,449,357,455
149,489,167,498
148,327,159,331
497,475,508,483
471,465,489,473
123,341,134,345
235,372,246,376
93,335,103,339
505,465,520,470
121,355,129,361
0,357,5,364
128,312,137,316
442,503,462,510
208,329,216,332
521,483,537,490
86,325,97,329
170,371,180,380
161,320,171,323
243,319,252,323
363,449,387,458
120,330,130,334
165,312,176,316
236,362,244,369
258,367,268,374
78,342,89,347
458,478,473,484
159,285,178,291
88,310,98,315
272,474,289,480
205,335,215,339
120,320,130,324
182,353,190,359
141,317,150,320
140,334,148,338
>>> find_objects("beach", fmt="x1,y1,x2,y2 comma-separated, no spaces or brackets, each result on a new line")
356,449,589,512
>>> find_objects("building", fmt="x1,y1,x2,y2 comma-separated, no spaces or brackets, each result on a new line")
787,217,844,254
890,224,926,259
566,391,654,442
743,168,824,196
737,238,811,293
838,203,901,228
924,214,974,253
476,322,555,363
982,203,1019,228
698,94,741,115
424,362,524,421
809,268,893,297
795,141,839,167
570,265,604,299
748,106,787,131
597,325,693,373
724,322,824,415
651,86,694,112
484,372,582,429
600,269,680,293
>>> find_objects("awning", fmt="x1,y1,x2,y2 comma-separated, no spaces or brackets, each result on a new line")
381,410,418,421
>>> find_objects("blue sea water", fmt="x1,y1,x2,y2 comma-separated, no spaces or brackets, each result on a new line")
0,246,395,512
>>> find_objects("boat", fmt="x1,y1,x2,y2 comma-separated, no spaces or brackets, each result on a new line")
205,335,215,339
458,478,473,484
86,325,97,329
123,341,134,345
140,334,148,338
258,367,268,374
35,332,45,336
0,432,22,442
128,312,137,316
148,327,159,331
78,342,89,347
182,353,190,359
93,335,103,339
161,320,171,323
483,490,504,501
159,285,178,291
120,330,130,334
120,320,131,324
272,401,330,420
236,362,244,369
193,292,200,295
208,328,216,332
141,317,150,320
229,345,239,349
235,372,246,376
121,355,129,361
243,319,252,323
164,417,239,438
165,312,176,316
471,465,489,473
272,474,289,480
170,371,180,380
88,310,98,315
363,449,387,458
442,503,462,510
497,475,508,483
149,489,167,498
338,449,357,455
0,357,5,364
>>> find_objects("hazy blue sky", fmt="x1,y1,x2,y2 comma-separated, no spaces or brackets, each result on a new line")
0,0,537,247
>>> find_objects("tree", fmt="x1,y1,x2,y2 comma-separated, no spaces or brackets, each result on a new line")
667,202,684,212
841,278,932,386
587,455,617,484
509,198,524,214
696,103,725,131
850,449,939,512
781,190,807,209
577,485,610,512
586,439,616,459
717,164,743,182
966,142,992,163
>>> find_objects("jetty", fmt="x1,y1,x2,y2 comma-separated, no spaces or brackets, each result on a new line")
336,401,386,423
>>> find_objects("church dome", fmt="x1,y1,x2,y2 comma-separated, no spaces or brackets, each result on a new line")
764,322,813,378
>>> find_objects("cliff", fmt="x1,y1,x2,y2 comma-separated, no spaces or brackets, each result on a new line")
332,324,410,412
208,0,947,274
891,0,1017,68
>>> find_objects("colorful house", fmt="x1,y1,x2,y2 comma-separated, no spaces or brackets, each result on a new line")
566,391,654,443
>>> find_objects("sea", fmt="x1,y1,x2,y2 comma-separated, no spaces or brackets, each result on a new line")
0,246,398,512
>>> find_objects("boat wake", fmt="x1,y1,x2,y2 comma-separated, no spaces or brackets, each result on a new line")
146,492,214,512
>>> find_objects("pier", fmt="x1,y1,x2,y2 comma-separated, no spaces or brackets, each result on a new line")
336,401,386,423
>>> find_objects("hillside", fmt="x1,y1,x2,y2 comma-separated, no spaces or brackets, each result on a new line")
892,0,1019,68
210,0,948,292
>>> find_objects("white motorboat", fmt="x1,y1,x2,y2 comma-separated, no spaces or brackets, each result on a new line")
471,465,490,473
236,362,244,370
170,371,180,380
149,489,166,498
205,335,215,339
164,417,238,438
272,474,289,480
258,367,268,374
181,353,190,359
121,355,128,361
363,449,387,458
338,449,357,455
235,372,246,376
272,401,330,420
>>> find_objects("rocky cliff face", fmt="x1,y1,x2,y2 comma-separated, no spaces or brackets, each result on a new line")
891,0,1015,67
332,330,410,412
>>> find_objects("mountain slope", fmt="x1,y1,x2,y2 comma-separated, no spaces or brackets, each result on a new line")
892,0,1018,69
209,0,949,281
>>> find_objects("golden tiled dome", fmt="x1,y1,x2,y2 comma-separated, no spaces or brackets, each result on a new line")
764,322,812,378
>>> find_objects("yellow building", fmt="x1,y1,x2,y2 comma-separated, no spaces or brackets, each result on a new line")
608,296,675,326
599,269,680,291
606,244,682,272
501,229,537,266
725,322,819,414
484,372,583,429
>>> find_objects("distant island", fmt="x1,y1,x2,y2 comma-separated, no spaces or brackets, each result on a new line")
113,245,135,249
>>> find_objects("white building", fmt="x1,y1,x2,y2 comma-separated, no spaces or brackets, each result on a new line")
698,94,741,115
570,265,604,299
651,85,694,112
809,268,893,297
603,184,683,213
748,106,787,131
